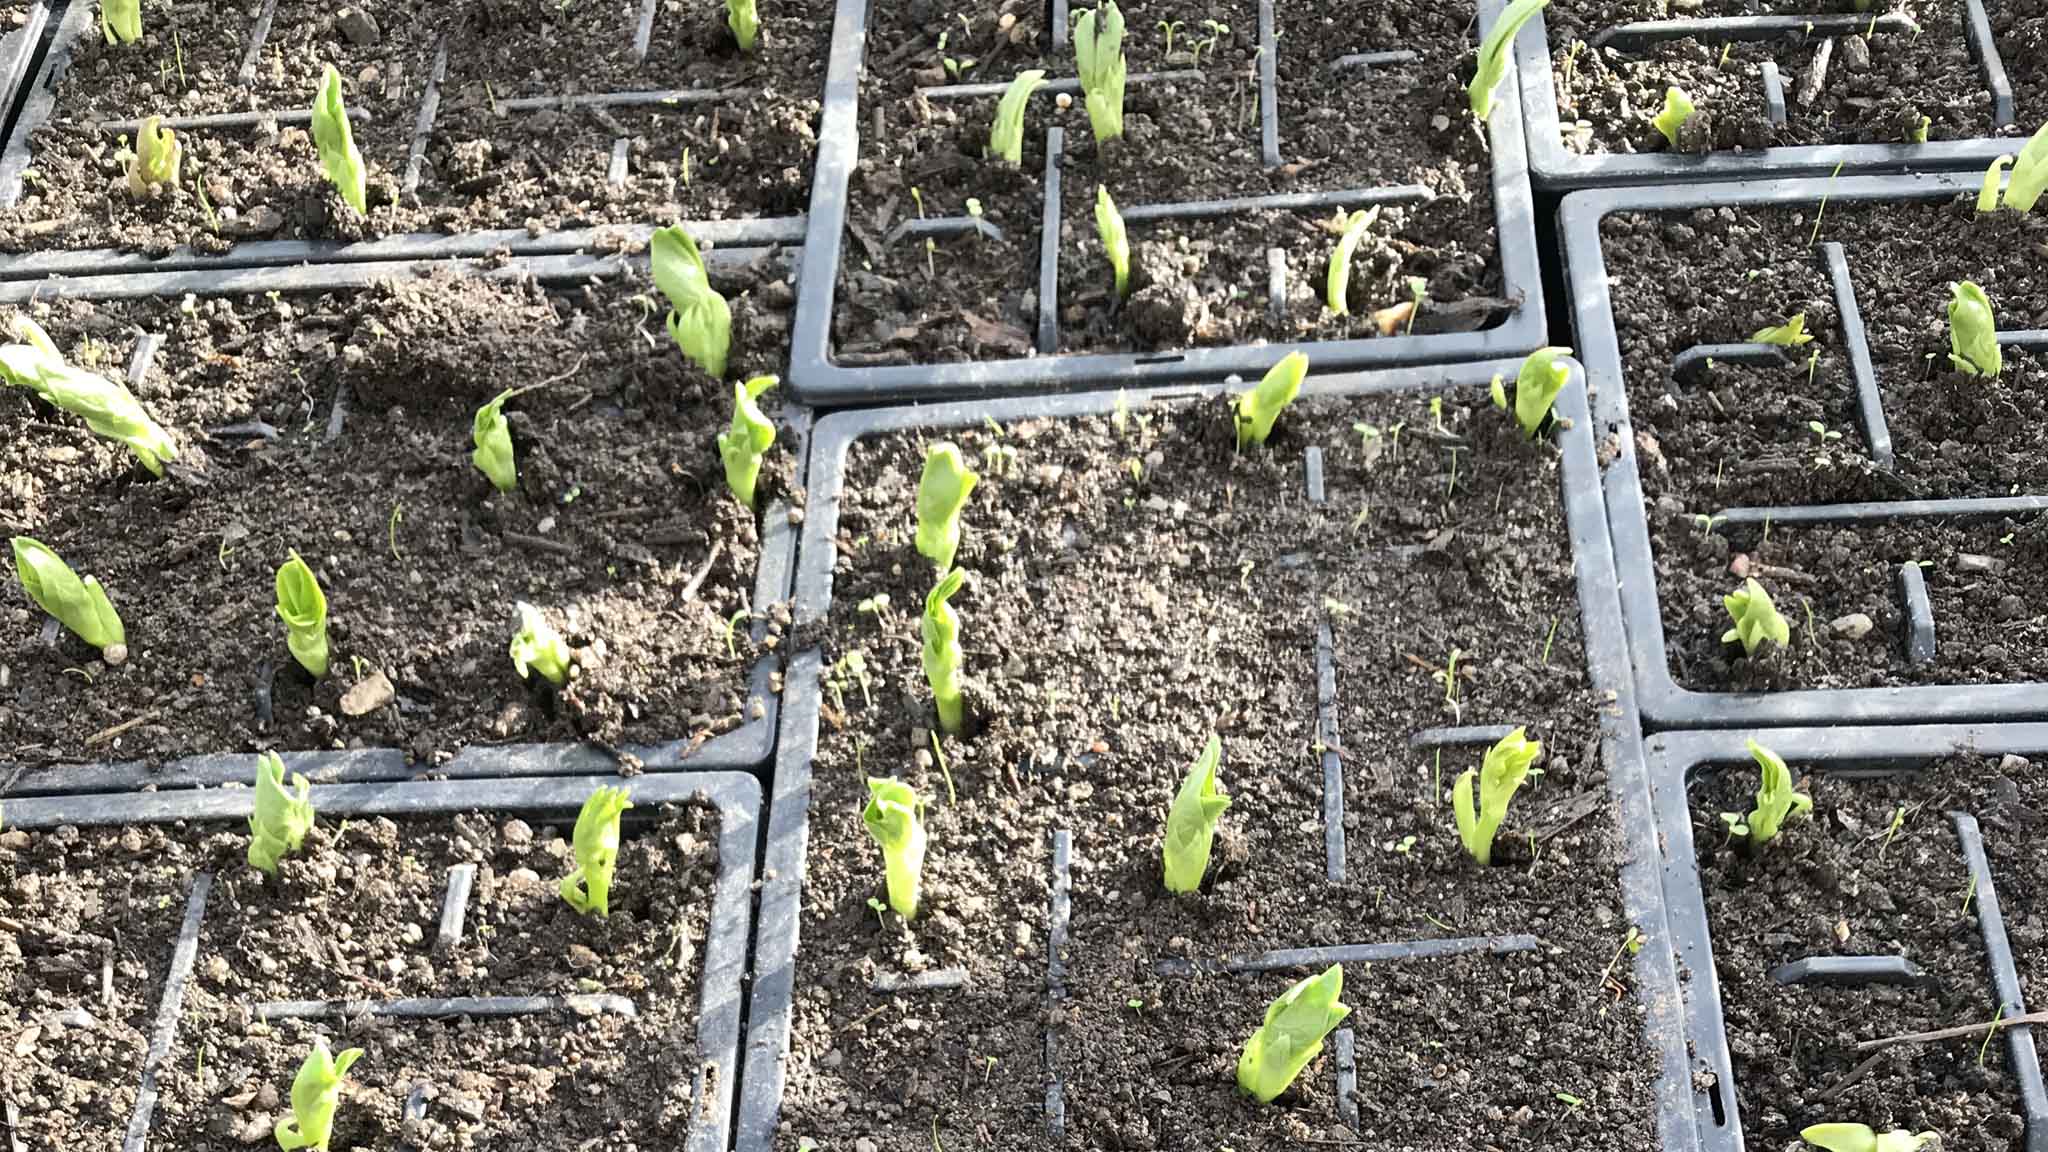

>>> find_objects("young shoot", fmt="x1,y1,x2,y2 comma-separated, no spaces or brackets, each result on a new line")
311,66,367,215
101,0,141,45
1468,0,1548,121
652,225,733,378
1979,155,2013,213
273,1038,363,1152
1752,313,1814,346
275,550,330,679
470,387,523,493
915,442,980,571
1947,280,2001,377
1800,1124,1940,1152
1722,577,1790,656
1323,207,1380,316
2001,121,2048,213
718,375,778,510
1163,734,1230,894
1236,965,1351,1103
863,777,927,918
0,316,176,475
122,116,182,199
1720,739,1812,847
560,785,633,916
248,752,315,875
509,602,572,686
1074,2,1126,143
1235,351,1309,449
988,70,1047,165
1453,727,1541,866
1653,86,1696,149
727,0,759,53
10,536,125,661
1096,184,1130,298
922,568,969,733
1511,346,1572,438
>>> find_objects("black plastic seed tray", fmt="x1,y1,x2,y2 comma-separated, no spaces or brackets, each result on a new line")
1645,724,2048,1152
0,2,47,133
0,770,760,1152
1560,169,2048,730
1510,3,2031,190
782,0,1549,404
738,360,1704,1150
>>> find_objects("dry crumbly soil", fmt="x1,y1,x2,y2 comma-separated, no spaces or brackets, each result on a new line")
0,804,722,1150
0,0,830,254
778,393,1657,1150
832,0,1510,368
0,267,798,773
1994,0,2048,129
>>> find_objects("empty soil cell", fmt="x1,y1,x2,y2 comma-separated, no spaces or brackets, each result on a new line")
778,394,1656,1148
831,0,1505,367
1960,751,2048,1028
0,0,829,253
1689,755,2034,1148
1995,0,2048,128
0,269,796,770
1600,198,2048,512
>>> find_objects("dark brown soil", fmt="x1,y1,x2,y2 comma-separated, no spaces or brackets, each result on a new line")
1690,754,2031,1149
1547,0,2003,156
779,394,1656,1149
1963,750,2047,1029
1993,0,2048,129
0,0,829,254
0,268,797,772
832,0,1508,367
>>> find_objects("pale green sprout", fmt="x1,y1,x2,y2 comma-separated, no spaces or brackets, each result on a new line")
2001,121,2048,213
1324,207,1380,316
1453,727,1541,865
509,602,572,686
1947,281,2001,377
273,1038,363,1152
10,537,125,660
1512,346,1572,438
1235,351,1309,449
100,0,141,45
719,375,778,510
122,116,182,199
1653,86,1695,149
470,387,521,493
653,226,733,379
1236,965,1351,1103
863,777,927,918
311,66,367,215
1722,577,1790,656
248,752,315,875
0,316,177,475
1752,313,1814,346
1979,156,2012,213
915,442,980,570
560,786,633,916
988,70,1048,164
1800,1123,1940,1152
1469,0,1548,121
922,568,969,734
1720,740,1812,847
1163,734,1230,894
727,0,759,53
275,550,330,679
1096,185,1130,298
1075,2,1126,143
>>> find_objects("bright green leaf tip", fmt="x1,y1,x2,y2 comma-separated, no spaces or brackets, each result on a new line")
311,65,367,215
922,567,969,735
988,70,1048,164
1653,86,1696,149
275,551,330,679
561,785,633,916
719,375,778,510
1513,346,1572,438
509,602,573,687
1946,280,2001,378
653,226,733,379
1454,726,1541,865
1721,577,1791,656
1236,964,1351,1102
1720,739,1812,847
1468,0,1548,121
863,777,927,919
248,751,315,875
915,443,980,571
1800,1122,1941,1152
1236,351,1309,448
1163,733,1230,894
273,1037,361,1152
10,536,125,657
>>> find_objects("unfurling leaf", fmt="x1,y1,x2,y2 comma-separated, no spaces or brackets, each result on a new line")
560,786,633,916
1163,734,1230,893
311,66,368,215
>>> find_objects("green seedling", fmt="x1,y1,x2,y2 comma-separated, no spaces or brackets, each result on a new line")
1910,114,1930,144
1947,280,2001,377
1236,965,1351,1102
1752,313,1814,346
652,225,732,378
273,1038,363,1152
101,0,141,45
1469,0,1548,121
1722,577,1790,656
311,66,367,215
1096,184,1130,298
727,0,759,52
1163,734,1230,893
1158,19,1183,56
1191,19,1228,66
863,777,927,918
248,752,315,875
1324,207,1380,316
916,442,980,570
1808,420,1842,464
1453,727,1542,866
1075,1,1126,142
1511,345,1572,438
1979,155,2013,213
509,602,572,686
275,550,330,679
470,387,524,493
1653,86,1695,148
922,567,969,734
1406,276,1428,334
988,70,1048,165
122,116,182,198
2001,120,2048,212
560,785,633,916
1720,739,1812,846
1800,1124,1940,1152
718,375,778,510
1235,351,1309,449
10,536,125,660
0,316,176,475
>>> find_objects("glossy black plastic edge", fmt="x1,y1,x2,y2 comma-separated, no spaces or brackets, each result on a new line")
736,359,1700,1152
780,0,1549,404
0,770,763,1152
1557,169,2048,730
0,2,48,139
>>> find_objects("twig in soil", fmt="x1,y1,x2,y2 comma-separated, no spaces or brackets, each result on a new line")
326,378,349,441
1817,1049,1886,1102
1855,1008,2048,1052
502,531,578,557
679,540,725,603
84,711,159,748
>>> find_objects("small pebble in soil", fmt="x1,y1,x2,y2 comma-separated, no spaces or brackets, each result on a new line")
1830,613,1874,639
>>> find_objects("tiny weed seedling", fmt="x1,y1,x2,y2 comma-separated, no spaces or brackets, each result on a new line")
1946,281,2002,377
1237,965,1351,1102
1723,577,1791,657
922,568,970,734
1978,1003,2007,1066
1752,313,1815,346
653,226,733,378
864,777,928,918
509,602,572,687
1469,0,1548,121
1799,1124,1941,1152
1096,185,1131,298
1324,207,1381,315
1454,727,1541,865
247,752,315,875
1406,276,1428,334
1235,352,1309,449
1158,19,1183,56
1809,161,1847,245
274,1038,363,1152
1653,86,1695,148
718,375,779,509
311,67,368,215
929,731,957,806
275,551,331,679
10,537,126,661
1163,734,1231,893
916,442,981,570
1721,739,1812,848
561,786,633,916
1808,420,1842,466
1190,19,1229,66
988,71,1048,164
1074,2,1127,142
